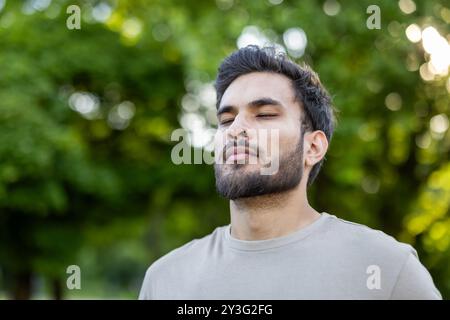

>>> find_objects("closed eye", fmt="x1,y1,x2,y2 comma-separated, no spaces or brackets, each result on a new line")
257,114,278,118
219,118,234,126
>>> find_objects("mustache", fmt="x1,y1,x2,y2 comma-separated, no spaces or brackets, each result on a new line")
221,139,260,162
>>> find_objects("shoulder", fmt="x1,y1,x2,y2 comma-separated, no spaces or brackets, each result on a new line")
323,213,415,260
321,214,442,298
323,213,441,298
139,226,225,299
142,225,225,278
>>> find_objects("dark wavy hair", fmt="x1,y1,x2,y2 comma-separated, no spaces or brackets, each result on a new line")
215,45,336,186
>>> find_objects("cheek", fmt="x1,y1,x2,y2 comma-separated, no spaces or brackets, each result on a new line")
214,130,225,154
282,127,301,147
281,119,301,145
261,124,300,157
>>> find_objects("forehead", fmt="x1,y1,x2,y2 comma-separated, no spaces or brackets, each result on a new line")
220,72,298,108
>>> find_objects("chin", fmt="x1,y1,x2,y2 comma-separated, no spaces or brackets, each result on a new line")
227,163,261,171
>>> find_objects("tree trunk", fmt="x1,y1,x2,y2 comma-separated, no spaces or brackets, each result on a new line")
12,271,32,300
51,278,63,300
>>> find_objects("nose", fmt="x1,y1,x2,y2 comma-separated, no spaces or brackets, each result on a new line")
226,114,250,141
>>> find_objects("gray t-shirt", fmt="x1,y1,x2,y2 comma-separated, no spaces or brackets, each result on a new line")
139,212,442,299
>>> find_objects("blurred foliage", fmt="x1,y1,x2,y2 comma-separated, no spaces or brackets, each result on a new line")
0,0,449,299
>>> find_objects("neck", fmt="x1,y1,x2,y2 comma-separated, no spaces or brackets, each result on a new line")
229,179,321,241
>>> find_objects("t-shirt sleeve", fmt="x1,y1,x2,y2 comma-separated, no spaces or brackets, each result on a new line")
389,251,442,300
138,267,154,300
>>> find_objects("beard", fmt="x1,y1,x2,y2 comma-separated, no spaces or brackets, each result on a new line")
214,135,304,200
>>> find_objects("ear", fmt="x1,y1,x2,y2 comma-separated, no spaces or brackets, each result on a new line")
303,130,328,169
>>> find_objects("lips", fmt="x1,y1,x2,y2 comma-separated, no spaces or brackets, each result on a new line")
225,147,257,161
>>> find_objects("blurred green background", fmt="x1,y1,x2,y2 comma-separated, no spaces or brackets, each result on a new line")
0,0,449,299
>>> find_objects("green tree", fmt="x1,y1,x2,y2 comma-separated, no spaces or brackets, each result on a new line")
0,0,448,298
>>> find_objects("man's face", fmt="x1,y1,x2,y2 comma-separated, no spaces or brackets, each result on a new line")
214,72,308,200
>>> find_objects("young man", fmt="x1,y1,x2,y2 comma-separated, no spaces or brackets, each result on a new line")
139,46,442,300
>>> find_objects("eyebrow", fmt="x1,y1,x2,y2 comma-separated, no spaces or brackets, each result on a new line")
217,97,284,116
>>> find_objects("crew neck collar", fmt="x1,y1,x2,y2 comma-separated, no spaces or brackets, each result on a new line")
223,212,331,251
